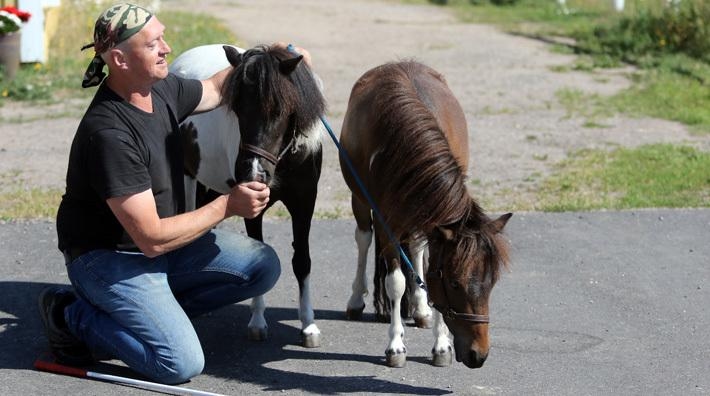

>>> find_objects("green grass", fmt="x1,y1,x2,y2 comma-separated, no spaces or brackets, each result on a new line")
0,187,63,220
535,144,710,211
610,55,710,134
555,87,612,124
412,0,613,36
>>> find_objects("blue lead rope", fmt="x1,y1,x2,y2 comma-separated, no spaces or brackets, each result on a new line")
286,44,425,290
319,115,426,291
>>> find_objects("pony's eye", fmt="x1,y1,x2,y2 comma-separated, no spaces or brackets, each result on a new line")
449,281,460,290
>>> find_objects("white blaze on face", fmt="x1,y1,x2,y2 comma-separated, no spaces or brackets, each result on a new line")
248,158,261,181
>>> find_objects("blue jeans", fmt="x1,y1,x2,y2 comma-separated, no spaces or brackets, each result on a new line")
64,229,280,384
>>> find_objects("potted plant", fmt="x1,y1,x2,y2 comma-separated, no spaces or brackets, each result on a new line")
0,5,32,80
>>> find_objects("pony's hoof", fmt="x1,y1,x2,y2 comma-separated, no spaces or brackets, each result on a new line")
385,352,407,368
248,327,268,341
414,315,433,329
345,304,365,320
431,350,453,367
302,332,321,348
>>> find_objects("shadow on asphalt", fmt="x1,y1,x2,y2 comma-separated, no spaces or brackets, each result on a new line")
2,281,449,395
195,305,449,394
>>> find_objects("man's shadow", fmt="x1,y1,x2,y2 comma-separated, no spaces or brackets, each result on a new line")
2,281,449,395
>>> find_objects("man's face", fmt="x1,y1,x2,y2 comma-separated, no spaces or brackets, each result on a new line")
122,17,171,83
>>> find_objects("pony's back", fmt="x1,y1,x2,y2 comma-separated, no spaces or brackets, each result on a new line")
341,61,470,238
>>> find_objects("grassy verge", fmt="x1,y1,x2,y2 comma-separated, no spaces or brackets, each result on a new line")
609,55,710,134
0,187,63,221
420,0,710,133
535,144,710,211
418,0,710,210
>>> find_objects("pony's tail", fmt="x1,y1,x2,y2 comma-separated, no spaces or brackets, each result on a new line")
372,242,412,321
373,250,388,321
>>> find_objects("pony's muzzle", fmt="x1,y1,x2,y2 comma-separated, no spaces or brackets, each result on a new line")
458,348,487,368
235,157,271,184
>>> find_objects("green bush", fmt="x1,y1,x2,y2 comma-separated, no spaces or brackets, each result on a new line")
428,0,520,6
489,0,519,5
577,0,710,63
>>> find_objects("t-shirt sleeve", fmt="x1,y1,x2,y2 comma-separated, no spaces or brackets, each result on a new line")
87,129,151,200
160,73,203,122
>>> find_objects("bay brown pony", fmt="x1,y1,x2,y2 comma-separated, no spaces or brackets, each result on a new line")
339,61,512,368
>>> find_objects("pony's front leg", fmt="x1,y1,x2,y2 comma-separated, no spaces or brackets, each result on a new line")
385,260,407,368
409,239,433,328
431,309,453,366
286,196,321,348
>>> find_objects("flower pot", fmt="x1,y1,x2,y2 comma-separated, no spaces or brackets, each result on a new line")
0,31,21,81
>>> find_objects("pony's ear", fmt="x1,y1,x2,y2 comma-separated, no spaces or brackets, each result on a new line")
279,55,303,75
435,225,456,241
487,213,512,234
223,45,242,67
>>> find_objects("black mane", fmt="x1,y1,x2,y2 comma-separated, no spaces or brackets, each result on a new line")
221,45,326,135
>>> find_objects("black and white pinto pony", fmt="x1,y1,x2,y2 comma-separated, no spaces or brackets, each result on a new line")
170,44,327,347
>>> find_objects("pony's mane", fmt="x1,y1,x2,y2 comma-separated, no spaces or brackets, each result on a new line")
370,61,470,237
221,45,326,136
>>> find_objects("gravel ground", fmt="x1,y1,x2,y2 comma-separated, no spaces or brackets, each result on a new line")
1,0,708,213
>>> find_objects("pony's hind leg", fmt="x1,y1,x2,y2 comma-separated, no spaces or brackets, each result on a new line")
431,309,453,366
247,295,268,341
346,196,373,320
409,239,433,328
244,215,269,341
385,260,408,368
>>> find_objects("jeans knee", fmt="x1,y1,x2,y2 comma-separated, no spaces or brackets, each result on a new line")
153,349,205,385
257,244,281,292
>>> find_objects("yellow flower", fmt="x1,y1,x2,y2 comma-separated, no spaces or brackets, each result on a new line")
659,39,666,47
2,89,8,97
33,63,42,71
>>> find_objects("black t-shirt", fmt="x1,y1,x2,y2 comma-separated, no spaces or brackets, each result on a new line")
56,74,202,252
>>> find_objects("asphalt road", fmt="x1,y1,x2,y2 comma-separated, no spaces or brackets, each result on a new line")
1,209,708,395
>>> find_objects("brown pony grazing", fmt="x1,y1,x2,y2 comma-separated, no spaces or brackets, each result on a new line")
339,60,512,368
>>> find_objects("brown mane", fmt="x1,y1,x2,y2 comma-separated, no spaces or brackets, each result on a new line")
450,208,511,284
369,61,470,239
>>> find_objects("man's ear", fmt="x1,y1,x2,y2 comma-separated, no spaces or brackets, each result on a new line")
106,48,127,69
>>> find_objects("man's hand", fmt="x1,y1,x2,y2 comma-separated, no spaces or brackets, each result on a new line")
227,182,270,219
273,41,312,68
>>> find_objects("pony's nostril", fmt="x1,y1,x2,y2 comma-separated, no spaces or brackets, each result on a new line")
469,350,487,368
255,169,270,183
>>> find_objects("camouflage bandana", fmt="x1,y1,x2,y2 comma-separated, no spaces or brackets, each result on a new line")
81,3,153,88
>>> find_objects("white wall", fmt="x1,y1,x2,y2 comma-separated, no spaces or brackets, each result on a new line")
18,0,60,63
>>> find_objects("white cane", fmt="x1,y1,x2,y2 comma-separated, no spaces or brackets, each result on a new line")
34,358,227,396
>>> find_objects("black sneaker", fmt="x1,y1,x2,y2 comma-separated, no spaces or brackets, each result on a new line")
38,286,94,366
